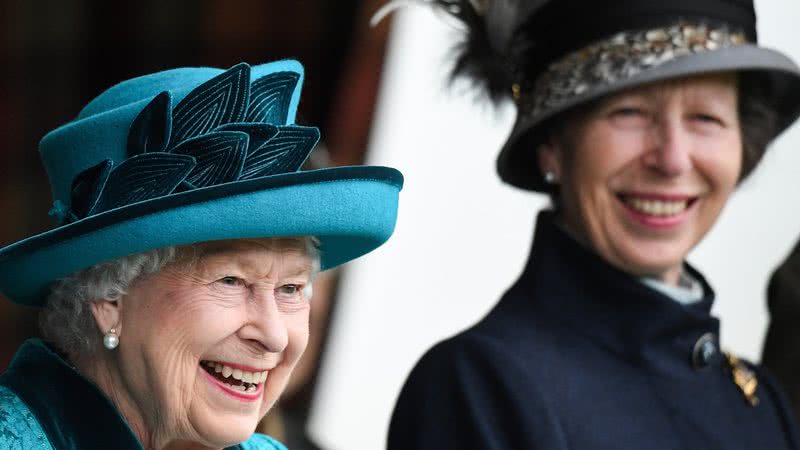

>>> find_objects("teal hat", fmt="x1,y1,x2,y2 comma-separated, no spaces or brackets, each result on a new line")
0,60,403,306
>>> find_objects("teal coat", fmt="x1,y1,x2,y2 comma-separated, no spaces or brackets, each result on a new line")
0,339,286,450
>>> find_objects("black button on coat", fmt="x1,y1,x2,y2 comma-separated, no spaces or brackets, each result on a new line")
388,211,800,450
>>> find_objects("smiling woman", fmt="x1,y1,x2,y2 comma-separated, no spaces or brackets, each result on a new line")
0,61,402,450
41,238,318,448
385,1,800,449
538,74,743,284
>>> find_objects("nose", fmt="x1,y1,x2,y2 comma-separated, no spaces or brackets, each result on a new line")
238,287,289,353
642,114,693,177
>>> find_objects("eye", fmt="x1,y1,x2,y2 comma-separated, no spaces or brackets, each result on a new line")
692,113,723,124
608,107,651,128
688,112,728,133
217,276,245,287
275,284,304,300
277,284,299,295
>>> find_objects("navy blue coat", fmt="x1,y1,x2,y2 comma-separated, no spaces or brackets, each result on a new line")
388,212,800,449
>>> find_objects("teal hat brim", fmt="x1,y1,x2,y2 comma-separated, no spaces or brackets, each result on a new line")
0,166,403,306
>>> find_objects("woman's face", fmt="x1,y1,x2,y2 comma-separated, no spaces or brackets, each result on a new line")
107,239,312,448
539,74,742,284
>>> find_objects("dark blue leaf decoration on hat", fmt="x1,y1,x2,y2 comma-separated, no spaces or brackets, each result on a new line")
48,200,74,225
56,62,321,226
240,126,319,180
246,71,300,125
172,131,248,189
216,123,279,156
169,63,250,146
94,153,196,213
70,159,114,218
127,91,172,156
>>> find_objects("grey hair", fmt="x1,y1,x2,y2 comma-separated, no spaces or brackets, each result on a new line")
40,237,321,361
40,247,180,360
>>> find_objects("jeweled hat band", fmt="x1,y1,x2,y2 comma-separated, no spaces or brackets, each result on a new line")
516,21,748,120
520,0,756,73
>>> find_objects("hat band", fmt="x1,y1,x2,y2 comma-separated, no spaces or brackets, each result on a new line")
516,22,749,120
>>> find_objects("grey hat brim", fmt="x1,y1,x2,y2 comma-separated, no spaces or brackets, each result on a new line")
498,45,800,191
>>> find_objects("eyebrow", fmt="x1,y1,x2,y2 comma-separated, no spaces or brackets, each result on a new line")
284,264,314,279
197,247,313,277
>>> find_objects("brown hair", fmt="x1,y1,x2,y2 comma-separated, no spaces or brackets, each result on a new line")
738,72,780,181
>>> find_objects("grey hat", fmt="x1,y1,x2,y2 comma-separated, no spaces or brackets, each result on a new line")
429,0,800,191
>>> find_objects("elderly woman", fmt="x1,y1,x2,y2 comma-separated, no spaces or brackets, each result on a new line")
387,1,800,449
0,61,402,450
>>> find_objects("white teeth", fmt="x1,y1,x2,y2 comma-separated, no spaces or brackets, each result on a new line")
204,361,269,385
626,197,688,217
246,385,257,392
202,361,269,384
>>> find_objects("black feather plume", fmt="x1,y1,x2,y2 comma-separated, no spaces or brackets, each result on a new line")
433,0,514,104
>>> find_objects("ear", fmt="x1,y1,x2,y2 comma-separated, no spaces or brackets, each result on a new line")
537,138,563,180
90,299,122,337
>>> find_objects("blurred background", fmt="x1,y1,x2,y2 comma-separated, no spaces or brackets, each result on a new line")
3,1,800,450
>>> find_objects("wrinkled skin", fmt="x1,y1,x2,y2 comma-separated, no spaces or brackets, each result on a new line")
83,238,313,450
538,74,742,285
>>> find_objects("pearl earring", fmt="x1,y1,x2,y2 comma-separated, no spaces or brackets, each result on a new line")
544,171,557,184
103,328,119,350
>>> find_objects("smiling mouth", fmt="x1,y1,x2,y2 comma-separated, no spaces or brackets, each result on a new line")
618,194,697,217
200,360,268,393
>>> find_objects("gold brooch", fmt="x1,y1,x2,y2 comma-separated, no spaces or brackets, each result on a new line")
511,83,522,104
723,352,759,407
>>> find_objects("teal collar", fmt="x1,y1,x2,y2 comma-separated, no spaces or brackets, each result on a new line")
0,339,145,450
